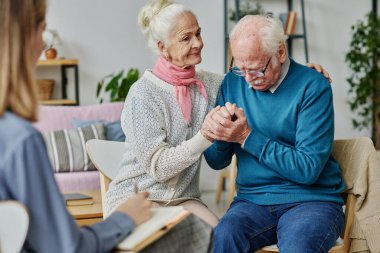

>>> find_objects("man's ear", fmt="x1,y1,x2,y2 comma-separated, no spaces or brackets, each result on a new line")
278,43,287,63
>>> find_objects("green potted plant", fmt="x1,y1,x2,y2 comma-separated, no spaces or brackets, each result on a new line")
229,0,265,21
345,12,380,148
96,68,139,103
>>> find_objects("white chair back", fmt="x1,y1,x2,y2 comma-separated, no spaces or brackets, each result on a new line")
0,201,29,253
86,139,125,214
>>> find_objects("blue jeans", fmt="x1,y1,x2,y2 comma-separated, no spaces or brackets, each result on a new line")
214,198,344,253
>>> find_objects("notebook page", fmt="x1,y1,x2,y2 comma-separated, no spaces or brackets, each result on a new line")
117,206,185,250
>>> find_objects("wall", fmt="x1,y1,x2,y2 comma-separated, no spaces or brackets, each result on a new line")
38,0,376,191
38,0,224,103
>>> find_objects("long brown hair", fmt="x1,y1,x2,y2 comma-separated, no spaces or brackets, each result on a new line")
0,0,46,121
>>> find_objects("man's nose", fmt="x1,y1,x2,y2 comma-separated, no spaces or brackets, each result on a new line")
245,72,258,83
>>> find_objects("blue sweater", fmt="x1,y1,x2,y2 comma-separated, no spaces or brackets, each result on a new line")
204,59,345,205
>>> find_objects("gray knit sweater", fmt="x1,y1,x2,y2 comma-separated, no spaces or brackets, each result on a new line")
105,70,223,215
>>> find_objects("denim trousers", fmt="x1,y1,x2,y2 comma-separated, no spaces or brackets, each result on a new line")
214,198,344,253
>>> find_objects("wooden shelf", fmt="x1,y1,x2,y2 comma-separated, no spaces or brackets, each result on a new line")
39,99,77,105
37,58,80,105
37,59,78,66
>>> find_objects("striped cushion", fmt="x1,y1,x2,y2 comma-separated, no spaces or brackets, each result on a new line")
42,123,106,173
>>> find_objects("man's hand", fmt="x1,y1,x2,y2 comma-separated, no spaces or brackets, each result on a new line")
115,191,152,225
202,104,251,144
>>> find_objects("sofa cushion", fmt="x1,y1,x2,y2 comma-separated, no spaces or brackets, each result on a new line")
34,102,124,132
72,119,125,142
54,171,100,192
42,123,105,173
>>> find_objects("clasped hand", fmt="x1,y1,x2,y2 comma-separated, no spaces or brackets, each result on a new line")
201,102,251,144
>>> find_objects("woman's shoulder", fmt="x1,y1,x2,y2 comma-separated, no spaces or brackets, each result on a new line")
196,70,224,101
0,112,38,138
129,70,174,96
0,112,42,160
196,70,224,87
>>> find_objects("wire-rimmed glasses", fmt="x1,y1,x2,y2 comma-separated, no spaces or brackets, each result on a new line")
229,57,271,78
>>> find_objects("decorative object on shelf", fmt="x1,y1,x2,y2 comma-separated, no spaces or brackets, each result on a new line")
96,68,139,103
229,0,266,21
345,11,380,149
284,11,297,35
37,79,55,100
42,29,62,60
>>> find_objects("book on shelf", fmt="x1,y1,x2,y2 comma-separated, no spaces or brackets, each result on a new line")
117,206,190,252
63,193,94,206
284,11,297,35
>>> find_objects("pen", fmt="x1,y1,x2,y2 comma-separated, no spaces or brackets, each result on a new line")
134,183,139,194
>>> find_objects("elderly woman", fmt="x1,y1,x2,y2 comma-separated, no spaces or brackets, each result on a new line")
105,0,331,227
106,0,223,226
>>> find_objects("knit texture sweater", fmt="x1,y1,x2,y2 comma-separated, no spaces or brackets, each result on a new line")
204,59,345,205
105,70,223,215
333,138,380,253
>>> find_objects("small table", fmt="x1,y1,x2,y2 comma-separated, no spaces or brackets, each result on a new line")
66,190,103,226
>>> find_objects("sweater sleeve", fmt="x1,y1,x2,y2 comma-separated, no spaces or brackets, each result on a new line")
242,78,335,185
204,84,236,170
124,92,212,183
4,132,135,253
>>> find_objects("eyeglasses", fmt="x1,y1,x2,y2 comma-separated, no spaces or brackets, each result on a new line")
229,57,272,78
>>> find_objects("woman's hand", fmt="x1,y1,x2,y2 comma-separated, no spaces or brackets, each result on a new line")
202,105,250,144
306,63,332,83
116,191,152,225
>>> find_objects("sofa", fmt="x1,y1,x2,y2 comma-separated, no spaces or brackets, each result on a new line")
33,102,124,192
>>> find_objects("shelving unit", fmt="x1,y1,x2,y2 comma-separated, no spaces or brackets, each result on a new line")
224,0,309,70
286,0,308,62
37,59,79,105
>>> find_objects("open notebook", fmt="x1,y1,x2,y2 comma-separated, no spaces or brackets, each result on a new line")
117,206,190,252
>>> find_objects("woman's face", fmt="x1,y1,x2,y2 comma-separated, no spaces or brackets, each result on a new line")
164,12,203,68
32,20,46,64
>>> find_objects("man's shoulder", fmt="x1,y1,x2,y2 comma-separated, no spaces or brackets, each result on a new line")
288,60,331,90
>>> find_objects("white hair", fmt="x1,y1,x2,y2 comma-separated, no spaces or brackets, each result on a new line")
138,0,193,55
229,15,288,56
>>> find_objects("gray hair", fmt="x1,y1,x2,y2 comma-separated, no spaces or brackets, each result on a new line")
138,0,193,55
229,15,288,56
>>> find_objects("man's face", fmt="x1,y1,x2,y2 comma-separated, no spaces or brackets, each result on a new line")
231,37,285,91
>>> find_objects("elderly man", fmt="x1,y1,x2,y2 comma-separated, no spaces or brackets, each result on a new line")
202,15,345,253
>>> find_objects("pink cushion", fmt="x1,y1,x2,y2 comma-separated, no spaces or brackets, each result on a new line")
54,171,100,192
33,102,124,132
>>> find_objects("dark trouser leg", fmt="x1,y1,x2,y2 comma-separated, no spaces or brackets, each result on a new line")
213,198,278,253
277,202,344,253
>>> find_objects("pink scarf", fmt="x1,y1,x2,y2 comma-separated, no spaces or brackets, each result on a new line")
153,57,208,124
